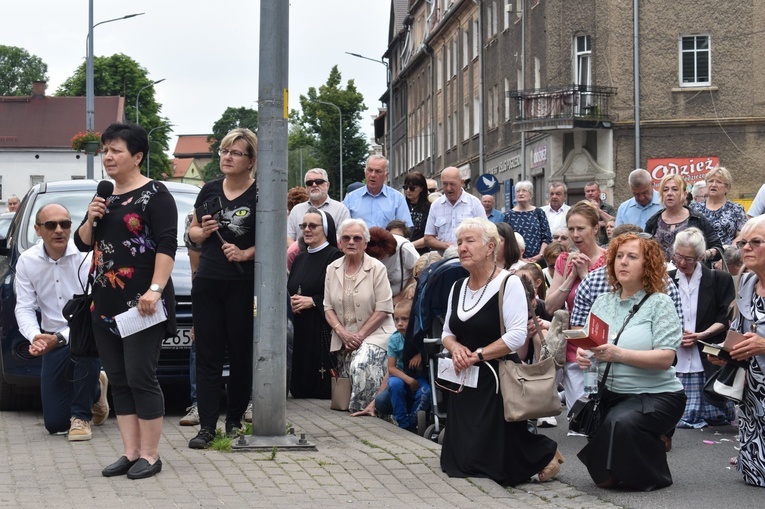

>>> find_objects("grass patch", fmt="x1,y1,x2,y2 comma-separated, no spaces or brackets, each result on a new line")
210,428,233,452
360,439,402,463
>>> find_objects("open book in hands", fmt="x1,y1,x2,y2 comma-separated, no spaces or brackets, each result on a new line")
563,312,609,350
699,329,749,368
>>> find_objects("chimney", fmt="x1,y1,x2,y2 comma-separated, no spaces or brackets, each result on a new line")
32,81,46,98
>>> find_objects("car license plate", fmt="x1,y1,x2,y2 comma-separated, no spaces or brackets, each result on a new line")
162,328,192,349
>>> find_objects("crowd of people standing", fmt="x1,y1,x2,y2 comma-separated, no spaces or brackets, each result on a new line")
15,129,765,491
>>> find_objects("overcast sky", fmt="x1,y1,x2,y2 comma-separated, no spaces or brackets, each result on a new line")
3,0,390,150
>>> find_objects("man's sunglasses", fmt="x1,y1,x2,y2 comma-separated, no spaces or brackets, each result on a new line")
37,220,72,230
305,179,327,187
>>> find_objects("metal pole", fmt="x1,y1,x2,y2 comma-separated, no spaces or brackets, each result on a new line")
633,0,641,168
136,78,165,125
84,10,144,179
520,0,527,182
344,52,391,185
246,0,296,445
310,99,343,200
86,0,94,179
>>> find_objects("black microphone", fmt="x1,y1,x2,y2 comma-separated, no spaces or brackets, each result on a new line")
92,180,114,230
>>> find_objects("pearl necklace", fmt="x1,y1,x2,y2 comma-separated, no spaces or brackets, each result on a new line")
461,264,498,313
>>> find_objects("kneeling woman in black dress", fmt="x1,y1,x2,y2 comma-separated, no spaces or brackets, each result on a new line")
287,209,342,398
440,217,563,486
576,233,686,490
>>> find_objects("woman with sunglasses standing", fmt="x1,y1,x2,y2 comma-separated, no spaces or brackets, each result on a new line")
324,219,395,412
402,171,430,254
186,128,258,449
287,208,342,399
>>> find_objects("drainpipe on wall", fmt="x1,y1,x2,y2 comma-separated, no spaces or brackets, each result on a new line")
520,0,526,182
474,0,484,176
426,44,436,177
633,0,641,167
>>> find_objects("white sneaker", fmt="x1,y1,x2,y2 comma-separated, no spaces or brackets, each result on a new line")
538,416,557,428
244,402,253,423
179,404,199,426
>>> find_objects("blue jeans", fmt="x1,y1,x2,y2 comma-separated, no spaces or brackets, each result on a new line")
375,375,431,429
40,345,101,434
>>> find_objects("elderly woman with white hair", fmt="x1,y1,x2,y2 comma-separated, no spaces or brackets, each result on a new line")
324,219,396,412
690,167,747,246
440,217,563,486
502,180,552,265
668,227,736,428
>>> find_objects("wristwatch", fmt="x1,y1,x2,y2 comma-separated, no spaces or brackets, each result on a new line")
55,332,67,347
476,348,485,361
149,283,163,293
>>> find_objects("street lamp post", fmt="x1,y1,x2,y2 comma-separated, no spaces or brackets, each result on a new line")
345,51,392,186
85,2,144,179
135,78,166,125
310,99,343,200
146,124,174,178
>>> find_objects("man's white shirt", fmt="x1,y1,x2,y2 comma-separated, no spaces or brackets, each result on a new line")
14,239,90,343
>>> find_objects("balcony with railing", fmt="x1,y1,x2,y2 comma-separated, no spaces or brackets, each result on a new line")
508,84,617,131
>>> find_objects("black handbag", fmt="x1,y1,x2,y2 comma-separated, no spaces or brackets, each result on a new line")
62,268,98,358
567,293,651,437
703,362,747,406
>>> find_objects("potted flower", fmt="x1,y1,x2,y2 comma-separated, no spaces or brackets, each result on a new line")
70,131,102,155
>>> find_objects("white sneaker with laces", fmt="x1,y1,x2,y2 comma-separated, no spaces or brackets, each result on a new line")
179,404,199,426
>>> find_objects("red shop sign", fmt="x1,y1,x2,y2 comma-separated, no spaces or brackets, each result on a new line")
647,157,719,187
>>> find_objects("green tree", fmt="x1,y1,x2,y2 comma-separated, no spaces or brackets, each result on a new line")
287,110,320,188
0,45,49,96
202,107,259,181
56,53,171,179
294,66,370,199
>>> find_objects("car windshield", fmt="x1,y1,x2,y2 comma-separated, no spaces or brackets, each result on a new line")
24,188,199,249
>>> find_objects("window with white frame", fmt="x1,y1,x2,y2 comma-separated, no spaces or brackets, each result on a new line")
504,0,511,29
437,121,443,157
463,29,469,68
463,102,470,140
504,78,511,121
452,39,458,76
515,0,522,20
492,1,498,35
574,34,591,88
473,18,479,58
446,43,451,80
488,2,494,37
473,90,480,135
452,108,458,147
680,35,710,86
30,175,44,188
446,112,452,148
437,53,443,91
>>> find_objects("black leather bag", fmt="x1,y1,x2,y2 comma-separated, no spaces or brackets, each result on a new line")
568,396,602,436
62,278,98,358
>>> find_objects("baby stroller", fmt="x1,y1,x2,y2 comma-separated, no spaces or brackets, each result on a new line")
422,336,448,443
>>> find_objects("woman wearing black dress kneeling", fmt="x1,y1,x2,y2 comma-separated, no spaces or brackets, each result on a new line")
440,217,563,486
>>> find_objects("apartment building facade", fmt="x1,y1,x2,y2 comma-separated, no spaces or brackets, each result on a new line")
382,0,765,210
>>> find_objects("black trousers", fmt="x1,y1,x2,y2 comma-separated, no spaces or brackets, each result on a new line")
192,276,254,430
94,322,164,420
577,389,686,491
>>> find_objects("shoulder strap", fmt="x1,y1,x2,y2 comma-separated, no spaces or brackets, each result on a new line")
597,292,651,393
497,273,511,335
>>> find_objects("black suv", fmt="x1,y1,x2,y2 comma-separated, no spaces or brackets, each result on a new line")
0,180,199,410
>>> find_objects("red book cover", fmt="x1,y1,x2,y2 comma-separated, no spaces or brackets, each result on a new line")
563,313,610,350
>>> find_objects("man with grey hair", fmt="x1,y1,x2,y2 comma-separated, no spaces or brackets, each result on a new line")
424,167,484,252
540,182,570,235
343,155,413,228
584,181,616,244
481,194,503,224
614,169,662,229
426,179,438,194
287,168,350,245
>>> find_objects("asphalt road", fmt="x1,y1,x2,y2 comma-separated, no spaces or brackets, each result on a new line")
536,416,763,508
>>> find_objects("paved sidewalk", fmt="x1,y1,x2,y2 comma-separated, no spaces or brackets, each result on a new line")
0,398,619,508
